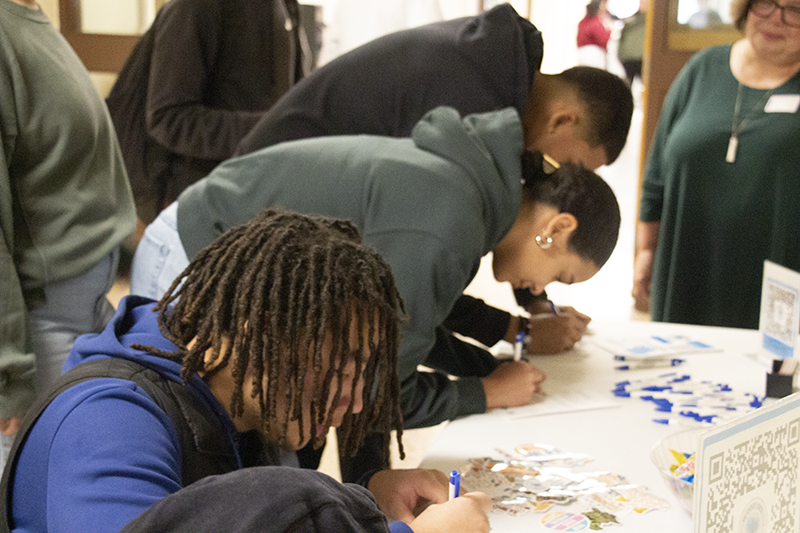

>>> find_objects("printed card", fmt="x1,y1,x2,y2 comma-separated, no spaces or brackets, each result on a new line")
759,260,800,360
693,392,800,533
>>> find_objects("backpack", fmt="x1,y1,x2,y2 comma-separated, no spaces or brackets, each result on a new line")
0,357,242,532
106,20,174,225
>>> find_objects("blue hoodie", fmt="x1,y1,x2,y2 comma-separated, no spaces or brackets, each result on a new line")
10,296,239,532
9,296,412,533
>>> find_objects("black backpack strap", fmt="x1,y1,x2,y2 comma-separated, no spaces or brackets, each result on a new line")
0,358,238,532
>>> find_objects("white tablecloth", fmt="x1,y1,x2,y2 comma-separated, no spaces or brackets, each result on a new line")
419,320,775,532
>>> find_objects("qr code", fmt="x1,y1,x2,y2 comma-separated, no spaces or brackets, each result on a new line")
704,418,800,532
764,282,797,346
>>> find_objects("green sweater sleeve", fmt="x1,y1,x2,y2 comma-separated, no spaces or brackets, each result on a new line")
0,143,35,420
640,51,698,223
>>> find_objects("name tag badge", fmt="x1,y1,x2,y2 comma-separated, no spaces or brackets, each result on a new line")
764,94,800,113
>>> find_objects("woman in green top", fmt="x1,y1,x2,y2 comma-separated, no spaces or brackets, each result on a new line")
634,0,800,328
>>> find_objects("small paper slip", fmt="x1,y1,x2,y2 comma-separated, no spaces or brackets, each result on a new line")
501,390,618,420
589,334,720,360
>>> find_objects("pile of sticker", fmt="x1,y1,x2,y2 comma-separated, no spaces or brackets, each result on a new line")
459,443,671,529
612,373,764,426
669,450,695,483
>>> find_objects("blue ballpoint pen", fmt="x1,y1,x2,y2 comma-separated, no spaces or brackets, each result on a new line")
449,470,460,500
514,330,525,361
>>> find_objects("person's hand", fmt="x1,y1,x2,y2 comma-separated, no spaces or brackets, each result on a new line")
408,491,492,533
0,416,22,437
632,249,654,313
367,468,448,523
525,307,590,355
481,361,545,409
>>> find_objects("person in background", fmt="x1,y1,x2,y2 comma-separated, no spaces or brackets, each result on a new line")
617,0,648,86
633,0,800,329
687,0,724,28
577,0,613,69
235,4,633,360
0,0,136,470
130,106,622,478
2,209,491,532
105,0,309,249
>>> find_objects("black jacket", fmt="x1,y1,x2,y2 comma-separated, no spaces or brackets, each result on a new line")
107,0,305,224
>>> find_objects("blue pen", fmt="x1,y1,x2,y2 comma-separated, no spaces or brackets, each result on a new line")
514,331,525,362
549,300,558,315
615,358,685,371
449,470,460,500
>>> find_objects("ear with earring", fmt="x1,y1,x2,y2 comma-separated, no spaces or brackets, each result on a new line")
535,233,553,249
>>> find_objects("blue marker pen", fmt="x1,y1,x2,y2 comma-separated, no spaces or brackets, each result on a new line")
548,300,559,316
449,470,460,500
615,359,685,371
514,331,525,362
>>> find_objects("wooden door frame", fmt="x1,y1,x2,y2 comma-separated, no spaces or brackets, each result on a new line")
59,0,140,72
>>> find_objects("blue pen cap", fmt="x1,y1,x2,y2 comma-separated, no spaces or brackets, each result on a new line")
449,469,460,497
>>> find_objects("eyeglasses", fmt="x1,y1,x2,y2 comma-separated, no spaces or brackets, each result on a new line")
750,0,800,28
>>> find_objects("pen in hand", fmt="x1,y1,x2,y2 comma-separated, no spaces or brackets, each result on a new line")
549,300,559,316
514,330,525,362
449,470,460,500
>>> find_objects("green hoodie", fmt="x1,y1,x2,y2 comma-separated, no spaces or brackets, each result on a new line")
178,106,523,428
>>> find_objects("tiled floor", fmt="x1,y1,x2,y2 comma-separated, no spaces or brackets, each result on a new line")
108,94,648,481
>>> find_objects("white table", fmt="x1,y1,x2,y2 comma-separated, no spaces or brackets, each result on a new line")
419,320,776,532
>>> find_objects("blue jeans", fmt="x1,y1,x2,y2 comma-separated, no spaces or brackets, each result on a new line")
130,202,190,300
28,248,119,394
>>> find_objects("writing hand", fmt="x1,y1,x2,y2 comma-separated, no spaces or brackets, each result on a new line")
525,308,590,354
481,361,545,409
409,491,492,533
368,468,448,523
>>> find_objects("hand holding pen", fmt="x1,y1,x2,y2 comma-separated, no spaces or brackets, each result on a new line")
449,470,460,500
522,300,591,355
367,468,491,533
482,358,546,408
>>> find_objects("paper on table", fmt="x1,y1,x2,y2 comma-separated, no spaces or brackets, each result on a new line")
588,334,720,360
500,389,619,420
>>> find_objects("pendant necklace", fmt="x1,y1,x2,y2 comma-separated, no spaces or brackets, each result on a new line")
727,82,775,163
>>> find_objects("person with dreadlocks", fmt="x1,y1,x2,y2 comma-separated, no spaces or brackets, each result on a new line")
130,107,621,466
1,209,492,533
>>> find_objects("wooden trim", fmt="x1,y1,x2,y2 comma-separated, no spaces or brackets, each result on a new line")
59,0,139,73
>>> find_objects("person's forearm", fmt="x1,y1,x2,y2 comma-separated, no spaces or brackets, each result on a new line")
635,221,660,256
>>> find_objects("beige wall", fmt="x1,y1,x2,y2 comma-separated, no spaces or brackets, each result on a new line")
39,0,58,26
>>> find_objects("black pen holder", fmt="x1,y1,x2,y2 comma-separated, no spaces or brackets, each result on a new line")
766,360,794,399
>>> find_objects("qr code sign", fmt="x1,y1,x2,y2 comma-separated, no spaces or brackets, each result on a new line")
763,281,797,346
703,418,800,532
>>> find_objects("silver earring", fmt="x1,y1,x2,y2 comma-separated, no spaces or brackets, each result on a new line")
535,234,553,249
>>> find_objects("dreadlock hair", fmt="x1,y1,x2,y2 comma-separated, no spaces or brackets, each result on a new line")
520,150,621,269
134,208,406,459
